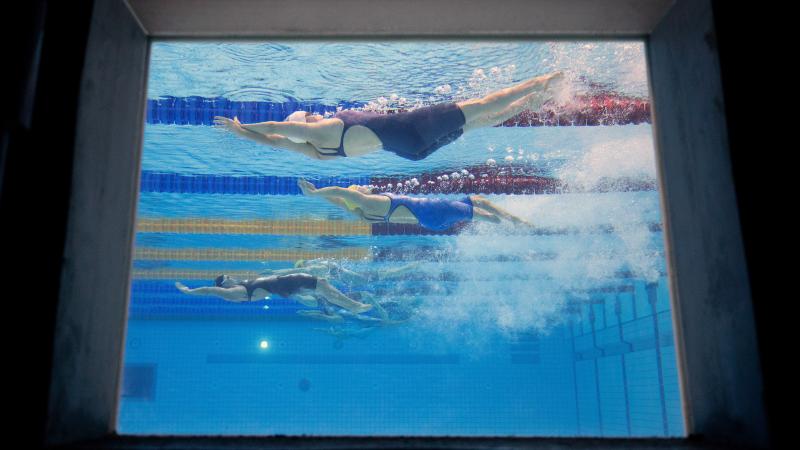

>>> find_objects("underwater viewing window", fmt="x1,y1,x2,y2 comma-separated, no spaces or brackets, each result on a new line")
121,39,681,438
45,1,767,449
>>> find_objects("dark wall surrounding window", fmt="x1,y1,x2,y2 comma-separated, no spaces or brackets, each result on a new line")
1,1,95,448
711,2,780,447
1,1,778,447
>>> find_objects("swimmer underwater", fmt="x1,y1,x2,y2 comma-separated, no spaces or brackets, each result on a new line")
214,71,564,161
174,273,372,315
297,179,532,232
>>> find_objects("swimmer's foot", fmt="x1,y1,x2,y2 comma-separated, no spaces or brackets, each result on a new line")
541,71,565,90
516,218,536,228
351,302,373,314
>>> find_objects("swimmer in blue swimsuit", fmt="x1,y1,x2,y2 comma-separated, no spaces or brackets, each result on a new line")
297,179,533,231
215,71,564,161
174,273,373,315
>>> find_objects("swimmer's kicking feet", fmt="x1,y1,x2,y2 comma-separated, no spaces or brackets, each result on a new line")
297,179,533,232
215,71,564,161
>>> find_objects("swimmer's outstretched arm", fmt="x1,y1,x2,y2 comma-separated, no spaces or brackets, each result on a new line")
237,119,314,137
214,116,334,160
469,196,534,227
175,281,247,302
232,117,336,149
297,179,369,204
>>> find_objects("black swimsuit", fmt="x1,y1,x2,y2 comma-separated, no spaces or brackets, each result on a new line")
315,103,467,161
241,274,318,300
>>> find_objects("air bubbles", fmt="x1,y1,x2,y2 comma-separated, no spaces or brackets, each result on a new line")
486,159,497,166
434,84,452,95
504,155,515,163
441,174,450,181
468,174,475,180
506,146,514,153
450,172,460,179
460,169,469,176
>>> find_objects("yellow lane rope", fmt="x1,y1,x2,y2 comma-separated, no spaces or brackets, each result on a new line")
134,247,371,262
136,218,372,236
132,269,261,280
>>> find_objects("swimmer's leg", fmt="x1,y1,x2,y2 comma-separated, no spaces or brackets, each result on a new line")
470,196,534,226
457,71,563,128
461,90,547,132
377,261,421,280
297,310,343,321
355,291,389,320
314,279,373,313
295,294,319,308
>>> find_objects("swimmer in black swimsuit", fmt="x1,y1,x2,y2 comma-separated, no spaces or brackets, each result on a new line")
174,273,372,315
214,71,564,161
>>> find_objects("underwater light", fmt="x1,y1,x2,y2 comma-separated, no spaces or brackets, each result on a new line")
259,340,269,349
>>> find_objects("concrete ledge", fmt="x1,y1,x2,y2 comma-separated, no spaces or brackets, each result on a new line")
126,0,675,37
56,435,759,450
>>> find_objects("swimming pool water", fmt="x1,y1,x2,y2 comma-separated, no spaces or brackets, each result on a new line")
119,41,683,437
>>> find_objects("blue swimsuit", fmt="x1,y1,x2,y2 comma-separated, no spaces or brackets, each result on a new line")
378,193,474,231
316,103,467,161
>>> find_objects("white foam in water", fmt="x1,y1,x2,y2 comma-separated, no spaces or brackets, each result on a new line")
556,133,657,191
412,234,567,350
544,42,649,97
408,186,663,348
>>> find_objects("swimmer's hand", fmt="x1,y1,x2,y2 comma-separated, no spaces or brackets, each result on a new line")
214,116,246,135
297,179,318,196
175,281,190,293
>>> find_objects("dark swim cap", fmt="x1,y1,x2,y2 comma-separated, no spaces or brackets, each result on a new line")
214,275,226,286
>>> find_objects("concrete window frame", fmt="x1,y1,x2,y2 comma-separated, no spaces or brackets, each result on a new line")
46,1,767,448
